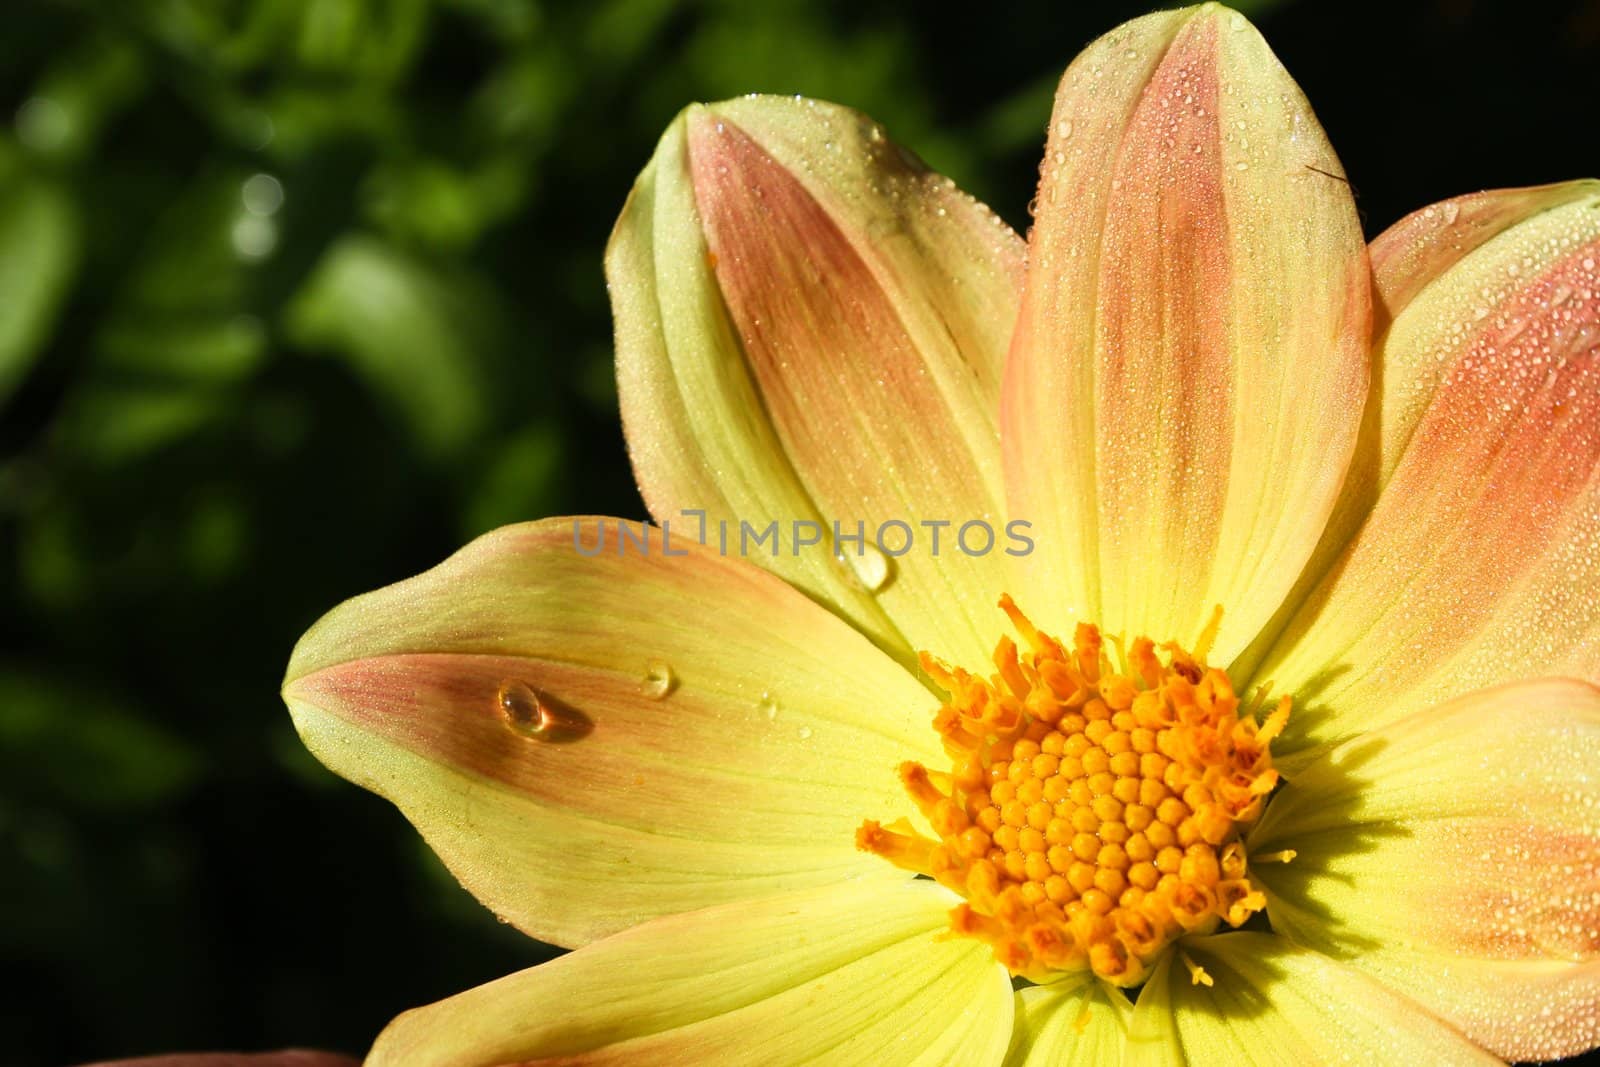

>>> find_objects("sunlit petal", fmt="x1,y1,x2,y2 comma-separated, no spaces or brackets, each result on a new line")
1250,678,1600,1061
1253,181,1600,763
1004,977,1130,1067
1126,933,1494,1065
1003,4,1368,662
283,518,941,948
611,94,1025,670
367,879,1011,1067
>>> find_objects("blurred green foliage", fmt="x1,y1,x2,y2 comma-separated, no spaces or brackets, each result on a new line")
1,0,1595,1063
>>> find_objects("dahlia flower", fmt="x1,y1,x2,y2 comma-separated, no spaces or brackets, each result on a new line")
283,4,1600,1062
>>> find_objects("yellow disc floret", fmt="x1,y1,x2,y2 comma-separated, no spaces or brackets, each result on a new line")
857,596,1289,987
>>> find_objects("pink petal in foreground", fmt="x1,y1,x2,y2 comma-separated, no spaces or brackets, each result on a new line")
282,518,941,949
1002,4,1368,663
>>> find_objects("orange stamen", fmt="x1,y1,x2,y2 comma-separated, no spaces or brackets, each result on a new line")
857,599,1288,986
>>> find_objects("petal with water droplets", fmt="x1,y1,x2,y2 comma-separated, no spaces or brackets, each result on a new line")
366,879,1011,1067
610,95,1025,671
1126,932,1496,1064
1002,5,1369,662
1248,679,1600,1062
282,518,942,949
1251,181,1600,764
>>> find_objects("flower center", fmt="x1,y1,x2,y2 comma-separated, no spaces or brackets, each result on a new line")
857,596,1289,987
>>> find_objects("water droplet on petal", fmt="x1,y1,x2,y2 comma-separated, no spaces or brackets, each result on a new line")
1055,120,1073,139
498,681,592,742
499,681,540,728
640,660,675,700
1442,202,1461,224
758,692,779,720
835,542,892,593
797,725,813,741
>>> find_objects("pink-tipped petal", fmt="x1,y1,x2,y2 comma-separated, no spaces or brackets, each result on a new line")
1249,679,1600,1062
610,95,1025,670
282,518,942,949
366,880,1011,1067
1370,183,1600,333
1253,181,1600,763
1002,4,1368,662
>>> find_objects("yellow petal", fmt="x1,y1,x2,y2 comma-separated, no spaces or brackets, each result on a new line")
1005,977,1130,1067
282,518,942,948
367,879,1012,1067
1003,4,1368,662
1249,679,1600,1061
610,94,1025,670
1252,181,1600,764
1126,933,1495,1065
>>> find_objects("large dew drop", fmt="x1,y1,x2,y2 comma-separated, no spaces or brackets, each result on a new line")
497,681,592,742
836,542,893,593
640,660,676,700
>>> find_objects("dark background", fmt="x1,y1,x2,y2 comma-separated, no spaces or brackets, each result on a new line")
1,0,1595,1064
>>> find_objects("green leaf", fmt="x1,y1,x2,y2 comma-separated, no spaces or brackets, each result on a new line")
51,168,269,463
0,173,79,406
284,235,501,459
0,666,201,811
460,423,564,537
